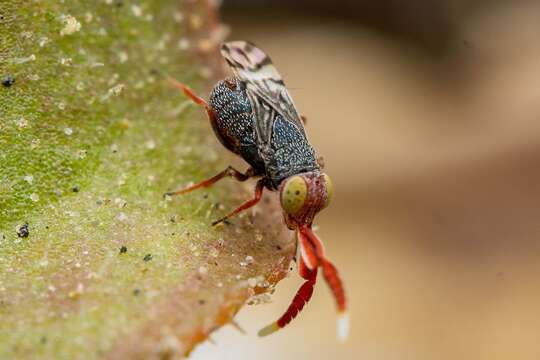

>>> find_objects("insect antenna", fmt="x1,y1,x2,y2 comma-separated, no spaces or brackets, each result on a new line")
258,266,317,337
258,232,318,337
303,227,349,341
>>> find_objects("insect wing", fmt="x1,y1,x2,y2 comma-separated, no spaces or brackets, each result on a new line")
220,41,306,145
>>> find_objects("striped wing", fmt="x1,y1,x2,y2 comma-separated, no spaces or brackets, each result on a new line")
220,41,306,146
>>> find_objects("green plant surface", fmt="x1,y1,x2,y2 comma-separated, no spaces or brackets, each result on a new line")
0,1,293,359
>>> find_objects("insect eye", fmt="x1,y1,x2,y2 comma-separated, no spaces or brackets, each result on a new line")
322,173,333,209
281,176,308,215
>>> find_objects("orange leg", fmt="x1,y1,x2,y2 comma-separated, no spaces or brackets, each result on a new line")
166,76,216,120
167,76,208,108
211,179,265,226
164,166,252,197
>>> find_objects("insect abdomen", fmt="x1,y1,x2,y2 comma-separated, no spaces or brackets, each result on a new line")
209,78,266,174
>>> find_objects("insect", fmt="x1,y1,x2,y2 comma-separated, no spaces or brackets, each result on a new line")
165,41,348,340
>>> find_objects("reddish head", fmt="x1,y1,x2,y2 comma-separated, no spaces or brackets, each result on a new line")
279,172,333,230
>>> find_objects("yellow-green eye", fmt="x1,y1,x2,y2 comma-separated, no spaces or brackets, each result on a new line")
323,173,333,208
281,176,308,214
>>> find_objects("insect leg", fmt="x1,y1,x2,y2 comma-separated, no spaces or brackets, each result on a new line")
166,77,217,120
167,77,209,108
259,233,318,337
164,166,253,197
300,115,307,125
211,179,264,226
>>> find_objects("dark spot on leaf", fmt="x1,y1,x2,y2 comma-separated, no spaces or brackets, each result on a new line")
198,299,206,305
276,245,282,250
40,336,47,344
143,254,152,262
72,184,80,192
17,223,29,238
119,246,127,254
295,190,300,195
133,289,141,296
2,75,15,87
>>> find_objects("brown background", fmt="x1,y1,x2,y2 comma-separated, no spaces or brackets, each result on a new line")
193,1,540,359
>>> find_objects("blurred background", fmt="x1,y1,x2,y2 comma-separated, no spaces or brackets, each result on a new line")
193,1,540,359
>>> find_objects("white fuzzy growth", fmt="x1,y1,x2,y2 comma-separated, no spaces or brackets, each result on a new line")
337,313,350,342
60,15,81,36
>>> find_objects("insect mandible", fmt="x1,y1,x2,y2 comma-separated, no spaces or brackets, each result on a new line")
165,41,348,340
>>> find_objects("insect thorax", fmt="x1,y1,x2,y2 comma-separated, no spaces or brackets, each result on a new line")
266,115,319,187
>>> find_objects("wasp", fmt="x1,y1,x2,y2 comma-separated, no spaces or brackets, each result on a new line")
165,41,348,340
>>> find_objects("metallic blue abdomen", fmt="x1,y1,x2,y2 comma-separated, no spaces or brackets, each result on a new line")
209,78,266,175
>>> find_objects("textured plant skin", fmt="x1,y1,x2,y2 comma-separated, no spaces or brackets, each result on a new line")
0,1,293,359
